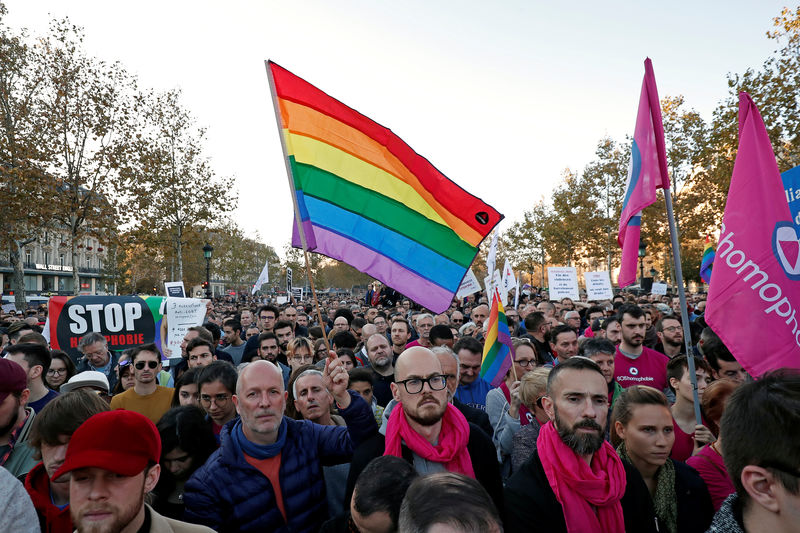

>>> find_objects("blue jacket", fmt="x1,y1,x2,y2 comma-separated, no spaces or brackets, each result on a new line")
183,391,376,532
455,378,493,411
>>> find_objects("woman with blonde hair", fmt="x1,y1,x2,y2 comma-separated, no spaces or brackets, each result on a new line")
612,385,713,533
510,366,551,473
287,336,314,373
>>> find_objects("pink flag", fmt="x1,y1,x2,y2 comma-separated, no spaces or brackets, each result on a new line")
706,93,800,376
617,59,671,288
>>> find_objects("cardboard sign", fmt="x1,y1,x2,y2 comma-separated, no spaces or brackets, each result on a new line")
165,297,207,359
164,281,186,298
547,267,579,300
456,268,482,299
651,282,668,295
584,271,614,300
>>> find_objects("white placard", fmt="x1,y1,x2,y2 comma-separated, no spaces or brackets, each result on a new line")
1,303,16,313
457,269,482,299
276,296,288,304
584,271,614,301
164,281,186,298
165,297,208,358
547,267,579,300
651,282,668,295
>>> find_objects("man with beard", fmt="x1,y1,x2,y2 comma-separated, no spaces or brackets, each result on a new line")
365,334,395,407
654,316,686,358
273,321,295,354
52,409,213,533
389,318,411,361
601,316,622,345
614,305,670,391
184,359,375,532
504,357,657,532
0,358,38,477
346,347,503,514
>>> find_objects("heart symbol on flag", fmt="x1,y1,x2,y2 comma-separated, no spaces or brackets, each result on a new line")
773,223,800,278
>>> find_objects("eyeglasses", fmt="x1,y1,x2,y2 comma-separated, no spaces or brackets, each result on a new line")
84,349,107,358
47,368,66,376
292,355,313,363
395,375,447,394
200,393,231,406
661,326,682,332
516,359,537,368
134,360,159,370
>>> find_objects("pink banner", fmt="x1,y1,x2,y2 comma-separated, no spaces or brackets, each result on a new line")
617,58,670,288
706,93,800,376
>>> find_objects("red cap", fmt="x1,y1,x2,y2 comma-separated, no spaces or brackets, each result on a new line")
0,358,28,403
52,409,161,481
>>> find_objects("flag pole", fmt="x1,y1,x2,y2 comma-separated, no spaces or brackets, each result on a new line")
644,58,701,426
266,60,332,356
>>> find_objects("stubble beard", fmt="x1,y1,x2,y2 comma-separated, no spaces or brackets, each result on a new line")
406,396,446,427
74,480,144,533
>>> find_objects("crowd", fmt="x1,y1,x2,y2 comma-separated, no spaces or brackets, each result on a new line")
0,284,798,533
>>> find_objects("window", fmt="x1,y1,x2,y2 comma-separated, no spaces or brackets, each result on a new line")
25,251,31,264
24,275,37,291
44,252,49,265
59,253,64,267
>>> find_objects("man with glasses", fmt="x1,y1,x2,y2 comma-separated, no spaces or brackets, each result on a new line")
346,347,503,513
110,344,174,424
654,316,686,358
195,361,238,443
186,338,217,369
75,332,119,392
406,314,434,349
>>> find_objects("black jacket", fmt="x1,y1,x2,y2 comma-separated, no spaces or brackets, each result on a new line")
453,397,493,439
671,459,714,533
346,422,504,515
504,451,658,533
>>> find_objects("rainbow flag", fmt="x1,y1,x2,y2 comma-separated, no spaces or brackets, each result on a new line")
700,235,715,284
480,289,514,387
266,62,502,314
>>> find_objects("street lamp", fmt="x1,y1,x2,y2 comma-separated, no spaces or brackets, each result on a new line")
203,243,213,299
650,267,657,280
638,242,646,284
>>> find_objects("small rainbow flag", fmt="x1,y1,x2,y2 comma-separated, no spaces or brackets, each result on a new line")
266,62,502,314
700,235,715,284
480,289,514,387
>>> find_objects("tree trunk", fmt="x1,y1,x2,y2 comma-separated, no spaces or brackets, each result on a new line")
10,239,34,310
72,232,80,295
176,226,184,282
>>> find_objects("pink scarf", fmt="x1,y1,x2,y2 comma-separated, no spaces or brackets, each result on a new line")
384,402,475,478
537,421,626,533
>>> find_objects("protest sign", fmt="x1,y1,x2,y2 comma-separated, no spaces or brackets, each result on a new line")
291,287,303,301
286,268,293,293
276,296,288,304
165,297,207,359
164,281,186,298
48,295,167,362
651,282,668,295
584,271,614,300
2,303,16,314
547,267,579,300
456,268,482,299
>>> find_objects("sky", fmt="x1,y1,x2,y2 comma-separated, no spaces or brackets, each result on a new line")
4,0,791,257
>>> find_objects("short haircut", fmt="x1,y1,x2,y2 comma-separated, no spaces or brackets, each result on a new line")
351,317,367,330
223,319,242,334
453,336,482,356
429,324,454,345
78,332,107,351
391,317,410,332
655,316,682,333
195,360,237,395
130,343,161,363
700,327,737,371
354,456,418,530
5,342,51,374
334,307,354,325
187,326,213,344
157,406,217,477
203,322,221,343
666,355,712,391
538,301,555,314
186,337,214,354
274,320,293,333
308,326,323,339
602,317,620,331
292,368,325,399
331,331,357,350
29,390,110,453
17,332,48,347
414,313,433,327
519,366,551,409
610,385,669,447
546,356,604,396
721,369,800,499
524,311,547,332
586,305,605,317
398,472,501,533
617,304,645,322
431,345,459,366
258,304,279,318
549,325,576,346
348,367,375,386
580,338,616,359
257,331,278,345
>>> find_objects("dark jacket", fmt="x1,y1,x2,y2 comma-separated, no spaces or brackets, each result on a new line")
75,350,120,391
504,450,658,533
183,391,376,533
345,421,504,515
23,462,72,533
452,397,493,439
671,459,715,533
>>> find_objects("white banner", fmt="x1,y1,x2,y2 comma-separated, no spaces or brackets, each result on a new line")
252,258,270,295
547,267,579,300
583,271,614,300
651,282,668,295
456,268,482,299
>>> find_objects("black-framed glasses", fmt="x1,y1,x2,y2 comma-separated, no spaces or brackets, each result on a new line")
47,368,67,376
395,375,447,394
200,393,231,406
134,360,159,370
516,359,537,368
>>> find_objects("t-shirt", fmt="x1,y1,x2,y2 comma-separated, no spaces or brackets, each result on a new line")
110,386,174,424
455,378,493,411
223,343,247,365
28,389,59,414
686,445,735,511
670,415,708,463
614,346,669,390
372,371,395,407
243,453,286,522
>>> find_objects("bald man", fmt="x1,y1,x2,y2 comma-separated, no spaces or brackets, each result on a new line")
184,359,377,532
345,347,503,514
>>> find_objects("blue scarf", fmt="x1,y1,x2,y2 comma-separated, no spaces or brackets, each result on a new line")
232,417,287,459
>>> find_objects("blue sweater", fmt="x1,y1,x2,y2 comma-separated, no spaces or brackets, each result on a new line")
455,378,493,411
183,391,376,532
